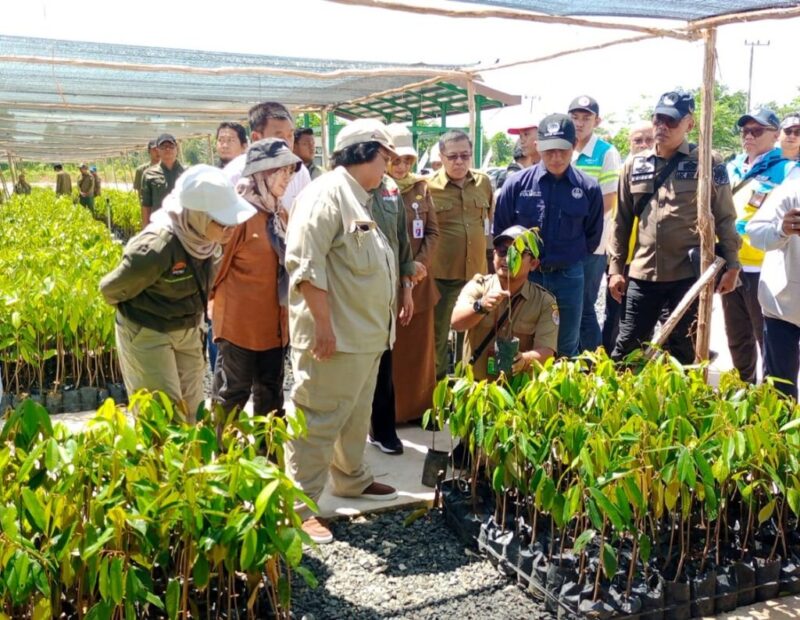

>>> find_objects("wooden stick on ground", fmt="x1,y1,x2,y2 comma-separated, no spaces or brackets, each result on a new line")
644,256,726,360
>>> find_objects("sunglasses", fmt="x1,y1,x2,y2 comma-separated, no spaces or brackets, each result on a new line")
783,127,800,137
494,246,531,258
651,114,682,129
741,126,771,138
442,152,472,162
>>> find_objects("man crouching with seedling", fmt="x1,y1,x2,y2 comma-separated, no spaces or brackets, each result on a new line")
451,225,558,380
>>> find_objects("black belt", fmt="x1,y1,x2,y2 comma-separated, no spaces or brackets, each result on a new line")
538,264,569,274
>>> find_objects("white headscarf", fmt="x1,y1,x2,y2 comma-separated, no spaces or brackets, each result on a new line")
149,197,220,260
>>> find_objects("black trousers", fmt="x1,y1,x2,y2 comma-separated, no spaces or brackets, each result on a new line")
763,317,799,400
611,277,697,365
721,271,763,384
370,349,399,442
212,340,285,415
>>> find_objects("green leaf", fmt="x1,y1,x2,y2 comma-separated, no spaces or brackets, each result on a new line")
32,597,51,620
758,499,776,524
588,487,625,532
780,417,800,433
677,448,696,488
639,533,652,564
21,489,47,533
295,565,319,588
98,557,109,601
240,528,257,570
788,488,800,517
85,601,113,620
166,578,180,620
573,529,596,553
193,554,210,590
109,557,124,605
254,479,280,522
601,543,618,579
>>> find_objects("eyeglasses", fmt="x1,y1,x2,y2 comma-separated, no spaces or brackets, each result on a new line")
442,152,472,162
783,127,800,137
216,136,240,145
651,115,681,129
494,246,531,258
741,126,770,138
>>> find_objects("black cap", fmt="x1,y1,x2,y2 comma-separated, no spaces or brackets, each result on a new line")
654,90,695,120
537,113,577,151
156,133,177,147
782,113,800,129
568,95,599,116
737,108,780,129
241,138,302,178
147,139,158,149
493,225,529,247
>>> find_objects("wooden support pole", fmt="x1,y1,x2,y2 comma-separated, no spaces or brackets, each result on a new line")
695,27,718,367
207,134,214,165
321,108,332,169
466,78,477,167
646,257,726,360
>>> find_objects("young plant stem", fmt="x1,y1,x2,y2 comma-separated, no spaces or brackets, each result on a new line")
742,499,754,559
593,516,608,602
627,517,640,597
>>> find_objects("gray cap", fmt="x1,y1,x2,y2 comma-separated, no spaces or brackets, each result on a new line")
493,224,530,247
537,113,577,151
781,113,800,129
242,138,302,178
654,90,695,120
737,108,780,129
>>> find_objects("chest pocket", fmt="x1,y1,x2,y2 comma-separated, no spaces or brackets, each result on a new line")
557,196,589,241
342,228,383,276
513,195,544,229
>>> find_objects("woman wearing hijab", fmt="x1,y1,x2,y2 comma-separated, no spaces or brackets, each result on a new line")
211,139,302,416
100,165,256,419
385,124,440,424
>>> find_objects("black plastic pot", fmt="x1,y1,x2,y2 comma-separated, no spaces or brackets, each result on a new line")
663,580,690,620
45,392,63,414
440,478,488,548
421,448,449,487
107,382,127,405
633,575,664,620
545,556,577,614
578,598,616,619
528,551,549,600
0,394,11,413
780,557,800,595
79,386,98,410
62,390,81,413
495,336,519,376
715,565,738,613
734,560,756,607
689,569,716,618
609,584,642,620
98,388,110,404
755,557,781,602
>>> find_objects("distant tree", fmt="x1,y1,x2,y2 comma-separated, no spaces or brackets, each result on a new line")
688,85,748,159
487,132,514,167
610,126,631,160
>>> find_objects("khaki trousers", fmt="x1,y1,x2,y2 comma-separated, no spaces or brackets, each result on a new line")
115,313,206,420
285,348,382,519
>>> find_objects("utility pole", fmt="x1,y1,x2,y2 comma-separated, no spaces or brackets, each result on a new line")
744,40,770,111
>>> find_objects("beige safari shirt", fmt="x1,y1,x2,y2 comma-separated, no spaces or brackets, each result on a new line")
455,275,559,380
427,168,494,281
286,166,397,354
608,139,741,282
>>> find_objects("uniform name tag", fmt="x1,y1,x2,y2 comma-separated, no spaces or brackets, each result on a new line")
412,218,424,239
631,156,655,182
484,218,491,236
747,191,767,210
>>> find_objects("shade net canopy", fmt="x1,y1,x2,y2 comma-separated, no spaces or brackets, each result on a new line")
450,0,798,20
0,35,489,162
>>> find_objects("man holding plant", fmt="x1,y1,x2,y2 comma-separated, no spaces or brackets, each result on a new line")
451,225,558,379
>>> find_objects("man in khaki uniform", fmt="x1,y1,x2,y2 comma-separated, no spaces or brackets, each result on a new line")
54,164,72,196
13,172,31,195
140,133,185,228
133,139,159,199
78,163,95,210
452,225,558,379
91,166,101,198
608,90,741,364
428,129,494,379
284,119,401,545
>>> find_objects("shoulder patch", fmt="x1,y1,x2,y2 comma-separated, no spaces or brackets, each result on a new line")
713,164,730,186
551,304,560,326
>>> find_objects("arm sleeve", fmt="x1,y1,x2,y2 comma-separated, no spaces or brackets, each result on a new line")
746,177,800,252
493,178,516,233
608,161,635,275
599,146,623,195
710,164,743,269
585,184,605,254
99,235,170,305
286,192,340,292
140,173,153,208
396,198,416,278
415,186,439,267
454,277,484,312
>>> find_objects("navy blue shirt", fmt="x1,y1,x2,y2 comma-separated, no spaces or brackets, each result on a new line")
494,163,604,270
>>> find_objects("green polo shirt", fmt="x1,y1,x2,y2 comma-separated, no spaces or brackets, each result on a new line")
140,161,185,211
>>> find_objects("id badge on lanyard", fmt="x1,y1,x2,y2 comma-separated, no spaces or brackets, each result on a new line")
412,202,424,239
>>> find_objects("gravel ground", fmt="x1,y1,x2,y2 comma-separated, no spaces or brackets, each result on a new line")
292,508,549,620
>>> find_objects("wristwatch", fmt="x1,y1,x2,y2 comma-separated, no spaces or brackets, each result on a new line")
401,280,413,289
473,299,488,315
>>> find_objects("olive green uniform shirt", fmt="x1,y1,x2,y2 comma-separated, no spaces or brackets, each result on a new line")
78,171,94,196
286,166,397,354
140,161,185,211
608,139,741,282
92,172,102,197
133,162,150,197
100,227,210,332
55,170,72,196
427,168,494,280
369,176,416,278
455,275,559,380
14,180,31,195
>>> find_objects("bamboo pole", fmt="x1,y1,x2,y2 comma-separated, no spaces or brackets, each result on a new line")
466,78,477,167
320,107,331,169
695,27,718,366
688,5,800,30
323,0,695,40
207,134,214,165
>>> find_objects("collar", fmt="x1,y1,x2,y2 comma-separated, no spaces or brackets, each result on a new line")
427,167,475,191
576,133,599,159
336,166,370,206
531,161,581,185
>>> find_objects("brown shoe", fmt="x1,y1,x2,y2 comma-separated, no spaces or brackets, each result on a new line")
360,481,398,501
301,517,333,544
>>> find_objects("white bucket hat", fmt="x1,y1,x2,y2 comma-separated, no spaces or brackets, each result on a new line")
169,164,256,226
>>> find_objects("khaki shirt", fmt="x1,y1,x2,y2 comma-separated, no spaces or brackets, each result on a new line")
133,162,150,197
608,139,741,282
401,178,440,314
370,176,415,278
427,168,493,281
55,171,72,196
286,166,397,354
78,172,94,196
455,275,559,380
140,161,185,211
92,172,102,197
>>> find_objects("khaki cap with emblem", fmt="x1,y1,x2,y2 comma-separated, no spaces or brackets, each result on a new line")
334,118,398,156
386,123,417,159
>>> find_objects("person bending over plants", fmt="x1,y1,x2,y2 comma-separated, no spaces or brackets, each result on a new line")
451,225,558,380
100,165,256,420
